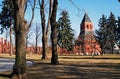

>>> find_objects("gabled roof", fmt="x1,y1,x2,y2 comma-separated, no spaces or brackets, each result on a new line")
81,13,91,23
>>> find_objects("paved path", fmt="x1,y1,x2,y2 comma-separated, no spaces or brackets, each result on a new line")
0,58,32,72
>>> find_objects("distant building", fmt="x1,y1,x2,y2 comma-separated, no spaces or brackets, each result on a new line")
0,37,42,54
75,13,101,55
0,38,10,54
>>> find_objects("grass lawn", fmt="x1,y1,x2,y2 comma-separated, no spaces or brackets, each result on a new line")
0,54,120,79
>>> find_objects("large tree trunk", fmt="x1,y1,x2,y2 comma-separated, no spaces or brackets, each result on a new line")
11,0,27,79
11,26,27,79
50,0,59,64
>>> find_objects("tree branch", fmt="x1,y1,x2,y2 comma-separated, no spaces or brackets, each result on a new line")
28,0,36,29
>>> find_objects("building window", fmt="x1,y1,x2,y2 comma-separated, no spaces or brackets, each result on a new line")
90,25,92,30
86,25,89,29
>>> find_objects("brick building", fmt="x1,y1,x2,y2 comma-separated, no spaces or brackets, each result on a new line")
0,38,10,54
75,13,101,55
0,37,42,54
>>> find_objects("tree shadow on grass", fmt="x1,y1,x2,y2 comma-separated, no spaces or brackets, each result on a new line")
28,61,120,79
0,73,10,78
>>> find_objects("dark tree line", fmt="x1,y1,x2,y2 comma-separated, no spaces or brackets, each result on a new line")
117,17,120,44
95,12,120,54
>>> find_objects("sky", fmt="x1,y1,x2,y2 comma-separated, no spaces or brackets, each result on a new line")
57,0,120,37
0,0,120,39
30,0,120,38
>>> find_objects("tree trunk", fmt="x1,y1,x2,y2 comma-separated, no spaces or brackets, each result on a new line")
45,0,53,55
10,24,13,56
35,24,38,54
111,42,114,54
11,0,27,79
39,0,47,59
35,36,38,54
38,0,52,59
26,34,28,49
50,0,59,65
11,27,27,79
41,35,47,59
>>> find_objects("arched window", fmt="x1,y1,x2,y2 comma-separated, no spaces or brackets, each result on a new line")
86,25,89,29
90,25,92,30
88,48,89,51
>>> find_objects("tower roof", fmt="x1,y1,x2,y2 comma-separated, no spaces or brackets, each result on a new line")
81,13,91,23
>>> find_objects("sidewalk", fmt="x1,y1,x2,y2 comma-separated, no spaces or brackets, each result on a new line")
0,58,32,72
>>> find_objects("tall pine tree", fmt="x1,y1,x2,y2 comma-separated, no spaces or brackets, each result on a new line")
58,10,74,51
107,12,117,53
96,12,117,54
0,0,14,31
117,17,120,46
95,14,107,54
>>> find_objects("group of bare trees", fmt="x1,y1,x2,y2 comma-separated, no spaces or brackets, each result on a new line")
0,0,58,79
26,23,41,54
10,0,58,79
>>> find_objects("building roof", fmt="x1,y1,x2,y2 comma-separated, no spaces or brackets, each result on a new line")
81,13,91,23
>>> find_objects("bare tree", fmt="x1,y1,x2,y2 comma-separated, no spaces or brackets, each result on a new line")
26,23,41,54
34,23,41,54
4,28,9,54
11,0,36,79
10,24,13,56
50,0,59,64
26,26,33,48
38,0,52,59
3,25,13,55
